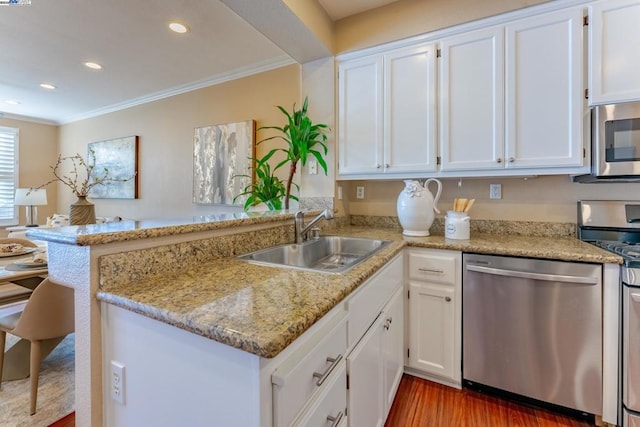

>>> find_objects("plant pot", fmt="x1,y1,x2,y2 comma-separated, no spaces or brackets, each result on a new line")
70,196,96,225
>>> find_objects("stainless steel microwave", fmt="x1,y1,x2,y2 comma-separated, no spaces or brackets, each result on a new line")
593,101,640,177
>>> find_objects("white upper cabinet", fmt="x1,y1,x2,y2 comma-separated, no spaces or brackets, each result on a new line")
589,0,640,105
384,44,438,174
505,7,585,169
338,55,384,175
338,43,437,177
439,26,505,171
440,6,585,172
338,3,588,179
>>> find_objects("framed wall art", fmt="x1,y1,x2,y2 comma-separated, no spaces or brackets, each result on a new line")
193,119,255,205
87,135,139,199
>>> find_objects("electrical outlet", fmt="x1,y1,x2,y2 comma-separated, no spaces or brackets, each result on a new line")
337,186,343,200
489,183,502,199
356,186,365,199
110,361,126,404
308,160,317,175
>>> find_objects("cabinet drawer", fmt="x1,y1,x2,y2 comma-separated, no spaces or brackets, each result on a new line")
408,250,457,285
292,361,347,427
272,311,347,427
346,254,402,349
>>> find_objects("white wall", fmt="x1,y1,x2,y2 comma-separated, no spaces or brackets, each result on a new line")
57,65,301,221
345,176,640,223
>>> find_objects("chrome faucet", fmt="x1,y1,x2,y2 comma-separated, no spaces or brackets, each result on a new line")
294,209,334,243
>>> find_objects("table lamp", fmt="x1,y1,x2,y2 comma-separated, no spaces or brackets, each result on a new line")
14,188,47,227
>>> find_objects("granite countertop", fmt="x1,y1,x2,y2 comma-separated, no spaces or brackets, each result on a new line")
25,210,299,246
96,226,621,359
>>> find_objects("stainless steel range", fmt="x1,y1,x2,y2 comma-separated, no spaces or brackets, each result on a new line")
579,200,640,427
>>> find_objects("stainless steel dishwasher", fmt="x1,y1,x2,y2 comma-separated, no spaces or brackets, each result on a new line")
463,254,602,416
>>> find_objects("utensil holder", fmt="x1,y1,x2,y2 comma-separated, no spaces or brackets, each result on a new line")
445,211,470,240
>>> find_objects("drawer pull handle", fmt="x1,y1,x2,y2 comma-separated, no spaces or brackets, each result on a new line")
327,411,344,427
445,296,451,302
312,354,343,386
418,267,444,274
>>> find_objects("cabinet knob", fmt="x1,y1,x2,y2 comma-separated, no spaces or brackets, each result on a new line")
508,157,515,163
496,158,503,164
385,163,390,168
445,296,452,302
376,164,381,169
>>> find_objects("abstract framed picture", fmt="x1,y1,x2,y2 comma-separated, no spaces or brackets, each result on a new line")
193,120,255,205
87,135,139,199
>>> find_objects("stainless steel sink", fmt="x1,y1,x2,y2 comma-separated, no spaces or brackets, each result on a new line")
237,236,391,273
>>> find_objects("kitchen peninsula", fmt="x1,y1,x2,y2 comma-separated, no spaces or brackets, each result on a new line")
27,212,621,426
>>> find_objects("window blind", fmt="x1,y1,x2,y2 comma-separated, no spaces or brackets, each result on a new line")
0,127,18,225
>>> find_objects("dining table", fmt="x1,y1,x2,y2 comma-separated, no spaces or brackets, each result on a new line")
0,243,50,381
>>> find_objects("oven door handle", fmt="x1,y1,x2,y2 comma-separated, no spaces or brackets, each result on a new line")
631,292,640,303
466,264,599,285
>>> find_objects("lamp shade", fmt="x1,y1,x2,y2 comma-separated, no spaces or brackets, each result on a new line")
14,188,47,206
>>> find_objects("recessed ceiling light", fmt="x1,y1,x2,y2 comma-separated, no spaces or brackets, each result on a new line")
5,100,20,105
169,22,190,34
40,83,56,90
84,61,102,70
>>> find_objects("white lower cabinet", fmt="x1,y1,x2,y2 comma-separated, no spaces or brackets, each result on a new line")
408,282,455,378
346,254,404,427
405,248,462,387
347,313,384,427
101,254,404,427
382,288,404,418
290,361,347,427
272,312,348,427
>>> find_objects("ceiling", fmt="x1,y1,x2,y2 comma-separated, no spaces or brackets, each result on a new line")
0,0,399,125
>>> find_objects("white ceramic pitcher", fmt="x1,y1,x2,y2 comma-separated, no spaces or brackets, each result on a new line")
397,179,442,236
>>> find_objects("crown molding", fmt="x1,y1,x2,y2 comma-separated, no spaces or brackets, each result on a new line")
60,55,296,125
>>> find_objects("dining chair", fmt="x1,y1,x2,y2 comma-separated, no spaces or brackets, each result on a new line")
0,278,74,415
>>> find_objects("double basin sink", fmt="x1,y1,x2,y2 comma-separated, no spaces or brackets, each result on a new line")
237,236,391,274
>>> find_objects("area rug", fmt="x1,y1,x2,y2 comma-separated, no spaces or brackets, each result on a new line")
0,333,75,427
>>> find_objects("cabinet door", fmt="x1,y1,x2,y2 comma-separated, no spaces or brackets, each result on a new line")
384,43,437,173
590,0,640,104
505,7,584,169
440,26,505,171
338,55,384,175
382,287,404,419
407,282,455,379
347,314,384,427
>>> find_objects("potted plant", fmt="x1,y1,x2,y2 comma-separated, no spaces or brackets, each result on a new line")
256,96,330,209
233,151,298,211
34,149,135,225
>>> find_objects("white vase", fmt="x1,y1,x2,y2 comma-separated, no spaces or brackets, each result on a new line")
397,179,442,236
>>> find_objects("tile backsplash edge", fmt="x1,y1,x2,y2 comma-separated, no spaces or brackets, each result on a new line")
350,215,576,237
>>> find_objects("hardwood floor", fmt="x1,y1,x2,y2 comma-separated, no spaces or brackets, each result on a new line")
48,411,74,427
385,374,594,427
47,375,595,427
